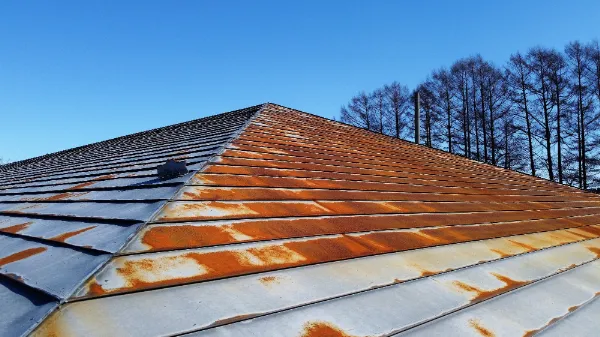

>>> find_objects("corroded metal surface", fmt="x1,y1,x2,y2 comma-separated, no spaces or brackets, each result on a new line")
0,105,261,336
24,104,600,337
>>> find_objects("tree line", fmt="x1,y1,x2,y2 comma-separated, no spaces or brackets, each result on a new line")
340,40,600,190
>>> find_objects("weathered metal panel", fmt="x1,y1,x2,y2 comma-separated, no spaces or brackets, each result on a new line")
396,260,600,337
0,201,165,222
124,212,600,253
536,296,600,337
0,216,142,253
0,105,260,336
0,278,57,337
28,230,600,337
75,221,600,297
154,199,600,222
175,186,594,202
0,185,181,202
18,103,600,337
0,235,110,298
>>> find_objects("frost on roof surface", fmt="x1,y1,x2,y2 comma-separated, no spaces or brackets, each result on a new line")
7,103,600,337
0,105,261,337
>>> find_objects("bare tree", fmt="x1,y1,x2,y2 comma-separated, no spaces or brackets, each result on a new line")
431,68,456,153
528,47,556,181
565,41,592,188
384,82,411,139
548,49,570,184
507,52,537,176
340,92,375,131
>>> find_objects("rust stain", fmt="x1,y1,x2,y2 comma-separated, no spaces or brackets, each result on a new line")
86,220,596,296
38,192,73,201
490,249,511,258
586,246,600,258
67,174,116,190
0,222,32,234
4,273,25,282
508,240,536,252
141,224,237,251
0,247,47,267
259,275,281,286
301,321,364,337
453,273,529,303
469,319,495,337
50,226,96,243
522,317,562,337
67,181,97,190
86,235,377,296
207,313,260,328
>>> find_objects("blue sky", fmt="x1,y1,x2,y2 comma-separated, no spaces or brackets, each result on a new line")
1,0,599,162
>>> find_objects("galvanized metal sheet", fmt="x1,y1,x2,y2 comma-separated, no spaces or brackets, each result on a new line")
0,150,214,191
0,172,195,195
0,185,181,202
175,186,593,202
0,105,260,336
0,277,57,337
75,221,600,298
28,229,598,337
190,173,580,197
178,242,600,337
154,199,600,222
0,216,142,253
19,103,600,337
396,260,600,337
0,235,110,298
0,201,165,222
536,296,600,337
124,212,600,253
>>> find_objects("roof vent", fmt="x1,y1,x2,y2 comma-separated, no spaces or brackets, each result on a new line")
157,159,188,180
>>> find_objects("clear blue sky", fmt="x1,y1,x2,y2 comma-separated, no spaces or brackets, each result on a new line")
1,0,599,162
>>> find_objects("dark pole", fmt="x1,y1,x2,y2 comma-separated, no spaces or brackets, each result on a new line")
414,91,420,144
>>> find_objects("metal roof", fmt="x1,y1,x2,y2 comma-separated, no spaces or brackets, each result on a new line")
2,103,600,336
0,105,261,337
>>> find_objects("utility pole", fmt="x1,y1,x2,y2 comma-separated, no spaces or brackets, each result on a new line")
414,91,420,144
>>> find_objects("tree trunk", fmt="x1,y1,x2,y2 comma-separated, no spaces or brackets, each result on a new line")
520,74,536,177
555,82,563,184
446,89,453,153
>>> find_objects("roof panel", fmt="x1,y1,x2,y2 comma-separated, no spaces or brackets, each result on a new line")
0,105,261,336
20,103,600,337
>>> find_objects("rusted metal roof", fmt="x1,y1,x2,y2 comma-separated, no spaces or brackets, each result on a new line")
0,105,261,337
3,103,600,336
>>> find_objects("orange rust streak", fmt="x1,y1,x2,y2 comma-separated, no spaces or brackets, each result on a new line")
301,321,365,337
0,247,47,267
586,246,600,258
0,222,32,234
508,240,537,252
67,181,97,190
66,174,117,190
454,273,529,303
37,192,73,201
469,319,496,337
50,226,96,243
157,199,596,222
139,212,600,252
179,186,585,203
87,219,560,296
259,276,280,286
141,225,236,251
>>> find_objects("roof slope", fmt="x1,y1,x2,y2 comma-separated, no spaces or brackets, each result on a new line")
0,105,261,337
3,103,600,337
